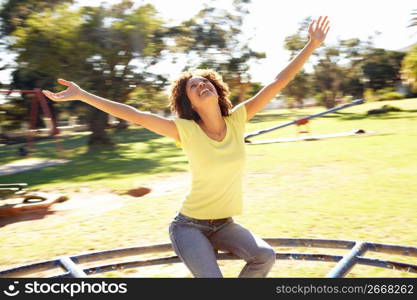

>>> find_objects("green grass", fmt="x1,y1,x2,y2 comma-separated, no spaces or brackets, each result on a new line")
1,98,417,278
0,127,189,192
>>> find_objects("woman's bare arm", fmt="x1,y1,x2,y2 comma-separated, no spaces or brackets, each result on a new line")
242,16,330,121
42,79,180,141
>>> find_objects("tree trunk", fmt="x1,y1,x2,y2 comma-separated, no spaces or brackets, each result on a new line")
115,118,129,130
324,95,336,109
322,89,336,109
238,82,251,103
87,107,114,151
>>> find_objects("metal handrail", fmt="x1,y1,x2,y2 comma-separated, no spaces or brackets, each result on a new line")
244,99,364,142
1,238,416,278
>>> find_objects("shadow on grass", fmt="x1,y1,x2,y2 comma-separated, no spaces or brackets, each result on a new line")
2,151,186,186
0,127,170,165
0,210,54,228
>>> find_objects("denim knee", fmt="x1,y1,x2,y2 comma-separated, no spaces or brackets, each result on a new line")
255,246,276,265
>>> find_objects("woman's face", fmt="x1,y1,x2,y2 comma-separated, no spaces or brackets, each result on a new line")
185,76,219,110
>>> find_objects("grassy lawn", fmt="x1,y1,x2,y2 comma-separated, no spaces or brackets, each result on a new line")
0,98,416,277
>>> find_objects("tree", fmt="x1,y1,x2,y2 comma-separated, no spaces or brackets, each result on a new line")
313,46,345,108
0,1,74,131
281,16,348,108
338,38,366,99
4,1,168,150
0,0,74,36
401,44,417,92
408,9,417,28
399,10,417,94
0,0,73,74
170,0,265,105
281,71,313,106
362,48,405,90
312,34,404,107
281,17,314,106
280,19,405,108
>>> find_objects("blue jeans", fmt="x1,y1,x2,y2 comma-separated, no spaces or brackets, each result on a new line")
169,213,276,278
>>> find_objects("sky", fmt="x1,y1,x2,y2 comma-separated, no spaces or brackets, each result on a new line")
145,0,417,84
0,0,416,85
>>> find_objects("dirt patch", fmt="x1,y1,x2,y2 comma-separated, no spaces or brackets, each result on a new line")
126,187,152,197
140,172,190,197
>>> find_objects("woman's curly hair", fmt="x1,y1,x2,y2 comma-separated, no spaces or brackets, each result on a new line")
169,69,232,121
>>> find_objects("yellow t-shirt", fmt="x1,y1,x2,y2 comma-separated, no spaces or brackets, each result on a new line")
173,104,247,219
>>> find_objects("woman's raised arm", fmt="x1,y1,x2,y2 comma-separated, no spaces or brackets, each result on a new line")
42,79,180,141
242,16,330,121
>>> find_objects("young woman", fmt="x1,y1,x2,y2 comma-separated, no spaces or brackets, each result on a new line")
43,16,330,277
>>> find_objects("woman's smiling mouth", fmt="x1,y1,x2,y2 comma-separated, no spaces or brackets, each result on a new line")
199,88,211,96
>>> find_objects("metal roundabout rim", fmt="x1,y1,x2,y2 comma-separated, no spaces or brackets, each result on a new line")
1,238,416,278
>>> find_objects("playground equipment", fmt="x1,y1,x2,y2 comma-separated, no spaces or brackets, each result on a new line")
0,89,62,155
0,238,416,278
244,99,367,144
0,183,68,217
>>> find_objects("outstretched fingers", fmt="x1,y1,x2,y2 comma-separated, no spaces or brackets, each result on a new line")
317,16,331,34
321,18,330,36
42,90,58,101
43,89,70,101
319,16,328,31
317,16,322,27
325,24,331,35
57,78,71,86
308,16,331,46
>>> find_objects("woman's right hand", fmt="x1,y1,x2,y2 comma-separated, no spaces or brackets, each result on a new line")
42,79,84,102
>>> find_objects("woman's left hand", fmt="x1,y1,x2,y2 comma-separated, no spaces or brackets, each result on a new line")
308,16,330,48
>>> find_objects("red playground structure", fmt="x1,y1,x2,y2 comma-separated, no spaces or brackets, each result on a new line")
0,88,62,155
